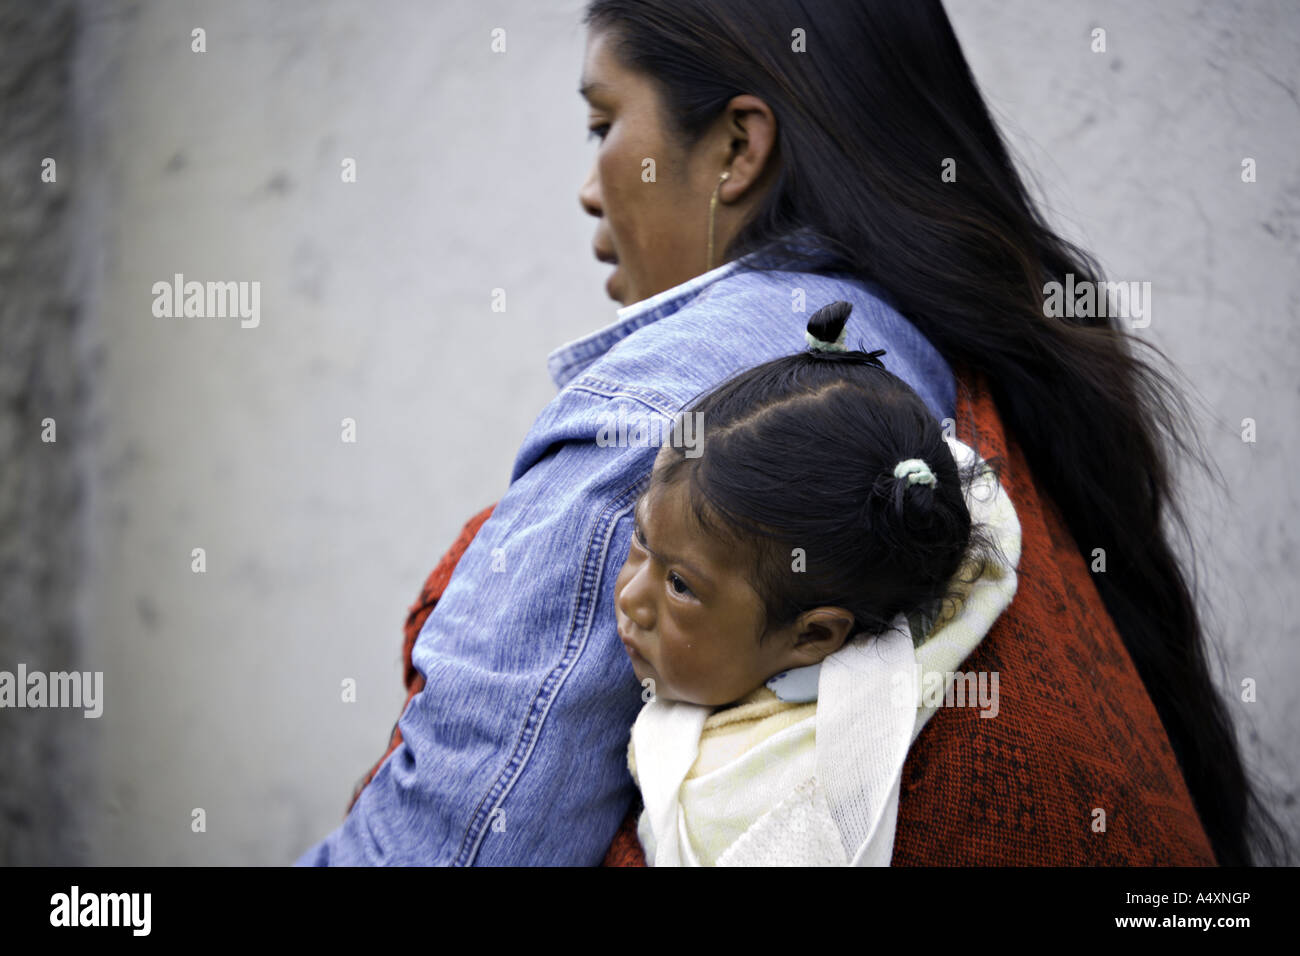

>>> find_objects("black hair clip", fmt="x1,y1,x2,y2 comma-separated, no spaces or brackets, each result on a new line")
861,347,888,369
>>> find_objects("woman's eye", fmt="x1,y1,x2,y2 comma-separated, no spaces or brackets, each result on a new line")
587,123,610,142
668,572,692,597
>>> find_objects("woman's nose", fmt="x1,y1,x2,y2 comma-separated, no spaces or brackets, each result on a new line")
578,162,601,218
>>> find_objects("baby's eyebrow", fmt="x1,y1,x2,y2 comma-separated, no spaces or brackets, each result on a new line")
633,492,659,542
631,491,714,592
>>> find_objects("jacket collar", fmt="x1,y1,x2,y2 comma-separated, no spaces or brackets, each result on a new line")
547,227,845,389
546,255,750,390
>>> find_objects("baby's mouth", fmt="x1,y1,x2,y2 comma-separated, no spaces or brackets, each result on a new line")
619,632,643,661
617,619,646,661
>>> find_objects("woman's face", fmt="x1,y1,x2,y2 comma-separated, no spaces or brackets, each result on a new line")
613,449,851,707
578,27,778,306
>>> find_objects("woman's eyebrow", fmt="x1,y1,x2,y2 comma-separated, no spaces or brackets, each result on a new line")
633,493,714,591
578,79,611,101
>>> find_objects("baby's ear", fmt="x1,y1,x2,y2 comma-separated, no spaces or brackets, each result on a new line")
792,607,856,663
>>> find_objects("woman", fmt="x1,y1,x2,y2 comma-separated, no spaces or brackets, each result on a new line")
298,0,1283,866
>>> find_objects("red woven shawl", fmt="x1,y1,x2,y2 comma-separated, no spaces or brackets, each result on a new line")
350,368,1216,866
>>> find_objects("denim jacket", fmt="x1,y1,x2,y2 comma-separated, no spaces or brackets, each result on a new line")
295,242,956,865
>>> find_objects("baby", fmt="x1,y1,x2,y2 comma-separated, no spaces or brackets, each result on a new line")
613,300,1021,866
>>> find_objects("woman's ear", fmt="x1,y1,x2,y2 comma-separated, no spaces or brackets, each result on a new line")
715,93,778,202
787,606,856,666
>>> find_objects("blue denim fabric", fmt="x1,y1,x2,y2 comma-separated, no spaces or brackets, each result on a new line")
295,244,956,865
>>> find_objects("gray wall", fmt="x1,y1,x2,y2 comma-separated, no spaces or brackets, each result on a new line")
1,0,1295,864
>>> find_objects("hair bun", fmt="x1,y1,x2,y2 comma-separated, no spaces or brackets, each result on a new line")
806,300,853,352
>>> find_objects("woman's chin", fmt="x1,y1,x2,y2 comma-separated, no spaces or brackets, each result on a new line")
605,268,623,303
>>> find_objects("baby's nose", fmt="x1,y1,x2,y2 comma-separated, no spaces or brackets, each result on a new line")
617,564,654,630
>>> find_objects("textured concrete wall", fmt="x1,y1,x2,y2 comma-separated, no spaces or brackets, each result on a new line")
1,0,1294,864
0,0,95,865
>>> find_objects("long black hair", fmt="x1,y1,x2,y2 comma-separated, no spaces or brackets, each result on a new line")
655,300,1003,646
582,0,1288,865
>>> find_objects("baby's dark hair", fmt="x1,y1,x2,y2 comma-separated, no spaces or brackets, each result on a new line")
656,300,1003,643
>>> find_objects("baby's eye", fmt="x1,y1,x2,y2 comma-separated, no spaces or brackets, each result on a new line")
668,572,693,597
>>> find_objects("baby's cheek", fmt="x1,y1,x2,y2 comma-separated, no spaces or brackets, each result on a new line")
669,642,716,703
650,641,687,696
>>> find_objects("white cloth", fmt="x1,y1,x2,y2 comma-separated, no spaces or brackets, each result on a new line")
631,435,1022,866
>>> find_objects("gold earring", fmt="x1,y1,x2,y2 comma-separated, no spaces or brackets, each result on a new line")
707,170,731,271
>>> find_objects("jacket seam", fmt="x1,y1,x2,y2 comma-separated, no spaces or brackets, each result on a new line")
566,377,682,419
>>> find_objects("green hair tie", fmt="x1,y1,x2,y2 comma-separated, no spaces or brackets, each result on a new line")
894,458,937,487
805,327,848,352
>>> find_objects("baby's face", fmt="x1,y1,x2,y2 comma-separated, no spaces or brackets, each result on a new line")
613,460,795,707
